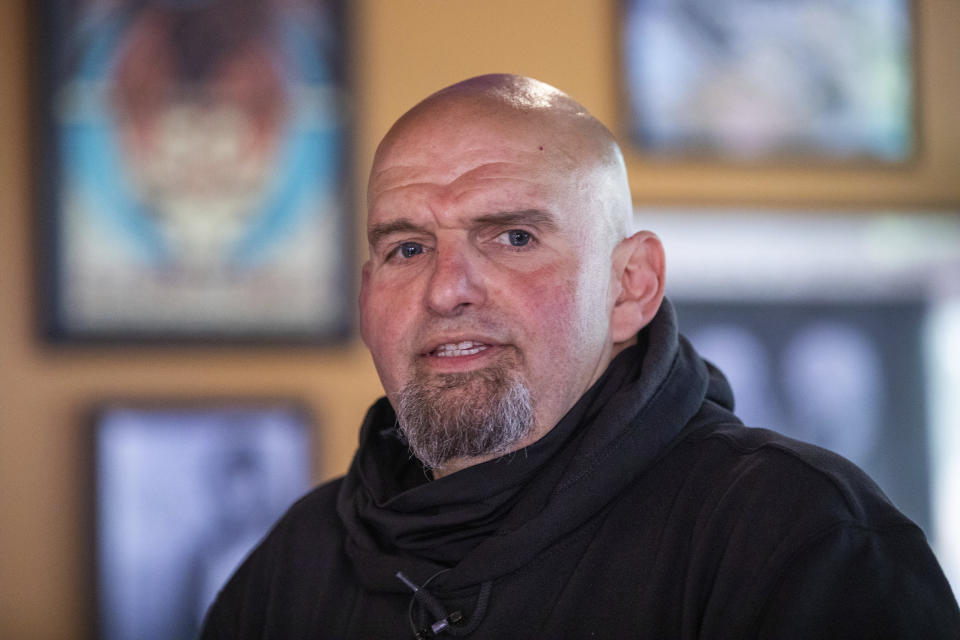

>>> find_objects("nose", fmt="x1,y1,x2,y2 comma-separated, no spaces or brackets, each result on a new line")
424,243,486,316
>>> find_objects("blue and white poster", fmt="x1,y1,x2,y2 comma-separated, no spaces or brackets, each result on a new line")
42,0,350,340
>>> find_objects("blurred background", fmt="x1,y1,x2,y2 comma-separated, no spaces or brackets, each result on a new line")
1,1,958,638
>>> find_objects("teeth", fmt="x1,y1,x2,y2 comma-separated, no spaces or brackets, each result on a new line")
433,341,488,357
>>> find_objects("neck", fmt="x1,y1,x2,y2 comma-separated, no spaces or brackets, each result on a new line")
430,456,483,479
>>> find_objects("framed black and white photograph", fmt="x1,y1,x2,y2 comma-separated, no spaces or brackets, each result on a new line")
620,0,915,162
93,402,313,640
37,0,351,342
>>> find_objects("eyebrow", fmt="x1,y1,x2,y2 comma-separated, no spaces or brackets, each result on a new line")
368,209,559,247
474,209,559,232
367,219,425,248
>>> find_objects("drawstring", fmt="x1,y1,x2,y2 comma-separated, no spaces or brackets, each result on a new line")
396,569,493,638
397,569,456,636
452,581,491,636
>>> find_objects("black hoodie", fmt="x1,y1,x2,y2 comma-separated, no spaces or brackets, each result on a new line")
202,302,960,638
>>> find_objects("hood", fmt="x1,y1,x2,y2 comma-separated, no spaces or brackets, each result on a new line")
337,299,734,595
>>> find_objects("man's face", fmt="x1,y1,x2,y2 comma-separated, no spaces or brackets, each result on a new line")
360,105,619,469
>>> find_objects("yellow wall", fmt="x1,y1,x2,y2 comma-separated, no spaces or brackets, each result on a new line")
1,1,957,637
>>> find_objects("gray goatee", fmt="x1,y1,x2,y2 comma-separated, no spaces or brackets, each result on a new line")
394,365,534,470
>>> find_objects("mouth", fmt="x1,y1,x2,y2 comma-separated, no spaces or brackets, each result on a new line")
419,337,507,372
429,341,491,358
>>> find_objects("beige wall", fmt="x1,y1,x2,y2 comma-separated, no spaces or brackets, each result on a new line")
1,1,957,637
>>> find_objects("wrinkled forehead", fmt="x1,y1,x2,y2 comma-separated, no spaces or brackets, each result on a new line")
374,96,591,170
366,86,632,242
368,114,599,237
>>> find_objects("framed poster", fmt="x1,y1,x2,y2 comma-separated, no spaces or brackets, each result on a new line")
93,401,313,640
620,0,915,162
36,0,351,342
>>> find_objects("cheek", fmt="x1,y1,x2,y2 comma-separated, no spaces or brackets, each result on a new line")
509,261,611,364
503,272,604,414
359,285,386,353
507,268,587,344
360,283,414,380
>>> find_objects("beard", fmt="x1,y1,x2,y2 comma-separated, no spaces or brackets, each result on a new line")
394,363,534,470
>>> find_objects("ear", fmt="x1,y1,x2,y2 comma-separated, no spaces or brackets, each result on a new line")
609,231,665,343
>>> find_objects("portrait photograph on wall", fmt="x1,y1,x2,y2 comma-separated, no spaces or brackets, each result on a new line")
620,0,915,162
639,207,960,592
93,402,313,640
37,0,350,342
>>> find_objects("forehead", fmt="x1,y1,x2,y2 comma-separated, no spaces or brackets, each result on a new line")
367,107,590,220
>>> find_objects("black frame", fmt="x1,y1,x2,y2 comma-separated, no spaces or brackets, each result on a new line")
89,399,314,640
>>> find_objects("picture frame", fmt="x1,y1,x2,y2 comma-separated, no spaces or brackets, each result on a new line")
619,0,916,163
35,0,352,343
91,400,314,640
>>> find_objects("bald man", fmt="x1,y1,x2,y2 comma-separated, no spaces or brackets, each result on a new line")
202,76,959,639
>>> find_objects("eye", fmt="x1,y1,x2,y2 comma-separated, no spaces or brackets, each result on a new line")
389,241,424,260
503,229,532,247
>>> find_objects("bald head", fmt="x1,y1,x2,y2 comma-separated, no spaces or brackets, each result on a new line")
360,75,664,475
370,74,633,244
